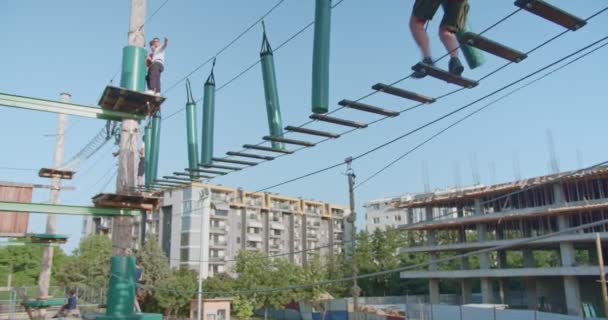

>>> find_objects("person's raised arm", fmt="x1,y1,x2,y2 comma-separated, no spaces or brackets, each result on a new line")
162,37,168,49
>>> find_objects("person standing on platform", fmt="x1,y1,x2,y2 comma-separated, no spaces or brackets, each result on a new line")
146,37,168,95
134,258,144,313
409,0,469,77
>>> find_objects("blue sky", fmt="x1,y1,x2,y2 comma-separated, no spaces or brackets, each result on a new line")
1,0,607,253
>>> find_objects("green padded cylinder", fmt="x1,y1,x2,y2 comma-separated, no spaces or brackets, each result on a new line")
150,113,162,181
442,2,486,70
311,0,331,114
201,79,215,166
260,48,285,150
185,102,199,172
105,256,135,317
144,125,152,185
120,46,147,92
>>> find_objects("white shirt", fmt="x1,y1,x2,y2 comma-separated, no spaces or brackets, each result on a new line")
151,45,166,65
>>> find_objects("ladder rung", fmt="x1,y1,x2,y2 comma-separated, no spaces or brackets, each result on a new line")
284,126,340,139
226,152,275,161
263,136,316,147
460,32,527,63
173,172,213,179
515,0,586,31
186,168,227,175
243,144,293,154
411,63,478,88
372,83,436,104
338,99,399,117
212,157,258,166
309,114,368,129
154,179,186,185
201,164,242,171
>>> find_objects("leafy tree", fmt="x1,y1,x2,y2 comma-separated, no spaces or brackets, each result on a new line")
55,235,112,289
0,243,72,288
232,296,254,320
156,268,197,317
203,273,236,298
136,235,171,312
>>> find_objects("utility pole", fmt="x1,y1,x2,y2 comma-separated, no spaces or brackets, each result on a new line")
197,188,210,320
345,157,360,316
112,0,145,256
595,233,608,318
37,92,69,318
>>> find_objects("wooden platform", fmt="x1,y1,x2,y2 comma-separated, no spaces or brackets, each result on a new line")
92,192,160,211
39,168,75,180
29,233,68,244
411,63,479,88
98,86,166,117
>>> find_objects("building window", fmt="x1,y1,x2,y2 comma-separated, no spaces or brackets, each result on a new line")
180,248,189,262
180,233,189,246
215,209,228,217
372,217,380,224
236,236,241,244
394,215,402,222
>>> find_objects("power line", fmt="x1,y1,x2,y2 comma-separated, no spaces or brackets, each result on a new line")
116,217,608,296
0,166,37,172
252,31,608,193
161,0,289,97
354,40,608,189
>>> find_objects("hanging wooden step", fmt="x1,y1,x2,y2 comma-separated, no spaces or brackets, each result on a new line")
174,171,213,179
201,163,242,171
29,233,68,244
212,157,258,166
460,32,527,63
226,151,275,161
309,114,368,129
285,126,340,139
188,167,227,175
243,144,293,154
372,83,436,104
154,179,189,185
92,192,160,211
515,0,586,31
39,168,75,180
411,63,478,88
98,86,166,116
263,136,316,147
338,99,399,117
163,176,198,183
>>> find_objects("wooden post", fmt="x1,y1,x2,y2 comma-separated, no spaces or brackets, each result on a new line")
595,233,608,318
112,0,145,256
37,92,69,319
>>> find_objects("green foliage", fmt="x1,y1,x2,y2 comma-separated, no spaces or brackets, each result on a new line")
55,235,112,289
156,268,198,317
232,296,254,320
203,273,236,298
136,235,171,312
0,243,72,287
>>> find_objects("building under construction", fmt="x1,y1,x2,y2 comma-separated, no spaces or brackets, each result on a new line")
369,166,608,317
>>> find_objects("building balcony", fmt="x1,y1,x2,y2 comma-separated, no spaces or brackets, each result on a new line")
270,222,285,230
209,256,227,263
248,220,263,228
210,240,228,247
210,227,227,234
247,234,263,242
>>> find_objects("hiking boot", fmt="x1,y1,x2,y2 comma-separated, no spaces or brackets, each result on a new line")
449,57,464,76
411,57,433,79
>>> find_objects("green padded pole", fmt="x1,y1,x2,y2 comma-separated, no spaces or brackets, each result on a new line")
311,0,331,114
185,102,199,172
201,72,216,166
442,2,486,70
150,113,162,181
260,30,285,150
144,125,152,185
105,256,135,318
120,46,147,91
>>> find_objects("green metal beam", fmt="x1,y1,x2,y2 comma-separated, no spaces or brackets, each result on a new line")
0,201,141,216
0,93,144,121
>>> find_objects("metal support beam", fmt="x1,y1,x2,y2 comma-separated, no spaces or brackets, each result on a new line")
0,93,144,121
0,201,140,216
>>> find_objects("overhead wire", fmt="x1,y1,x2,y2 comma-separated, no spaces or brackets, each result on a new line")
0,166,37,172
354,40,608,190
252,29,608,192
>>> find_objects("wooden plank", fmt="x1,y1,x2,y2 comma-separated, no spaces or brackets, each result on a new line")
243,144,293,154
372,83,436,104
226,151,275,161
0,185,31,234
459,32,527,63
515,0,587,31
411,63,478,88
212,158,258,166
338,99,399,117
262,136,316,147
309,114,368,129
284,126,340,139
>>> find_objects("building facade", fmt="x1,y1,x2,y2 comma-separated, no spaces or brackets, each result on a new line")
83,183,351,278
367,167,608,317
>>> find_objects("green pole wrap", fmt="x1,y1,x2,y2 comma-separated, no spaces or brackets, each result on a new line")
185,102,200,172
260,32,285,150
150,113,162,181
201,75,216,166
120,46,147,91
311,0,331,114
144,125,152,185
442,2,486,70
105,256,135,318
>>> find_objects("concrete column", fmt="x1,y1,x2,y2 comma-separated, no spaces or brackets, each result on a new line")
523,249,537,309
481,278,494,304
429,279,440,305
563,276,582,316
425,206,440,303
589,246,599,265
475,199,493,303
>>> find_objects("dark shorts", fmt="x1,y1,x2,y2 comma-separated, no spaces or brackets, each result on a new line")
137,158,145,177
412,0,469,32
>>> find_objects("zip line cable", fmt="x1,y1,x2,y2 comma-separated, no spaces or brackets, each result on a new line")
253,32,608,192
161,0,289,96
354,40,608,190
0,166,37,172
113,217,608,296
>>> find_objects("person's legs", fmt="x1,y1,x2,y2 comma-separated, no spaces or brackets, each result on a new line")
410,0,441,78
410,15,431,59
149,63,161,93
440,0,469,75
